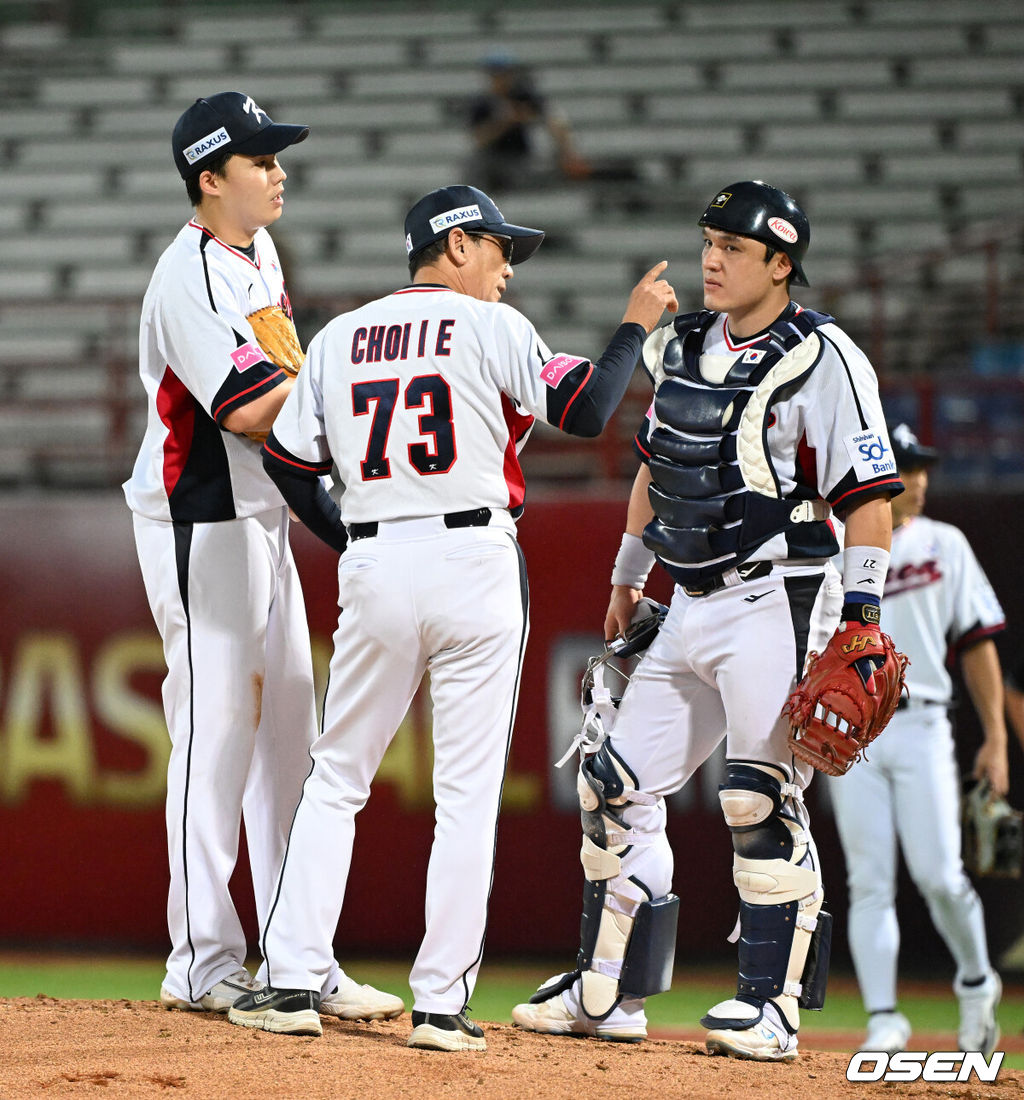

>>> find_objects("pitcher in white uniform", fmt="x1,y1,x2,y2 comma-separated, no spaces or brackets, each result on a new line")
226,184,677,1050
124,91,402,1023
828,423,1007,1057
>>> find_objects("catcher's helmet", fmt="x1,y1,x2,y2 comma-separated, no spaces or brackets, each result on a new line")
698,180,810,286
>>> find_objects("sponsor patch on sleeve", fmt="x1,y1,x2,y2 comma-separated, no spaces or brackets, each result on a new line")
844,427,897,480
231,342,265,372
539,353,587,388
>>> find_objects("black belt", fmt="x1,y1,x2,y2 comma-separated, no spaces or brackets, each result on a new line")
682,560,773,598
348,507,492,542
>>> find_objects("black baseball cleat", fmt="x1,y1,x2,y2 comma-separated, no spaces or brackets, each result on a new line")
407,1010,486,1051
227,986,323,1036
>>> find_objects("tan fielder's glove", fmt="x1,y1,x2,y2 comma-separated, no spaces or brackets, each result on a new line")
243,306,305,443
783,622,908,776
963,779,1024,878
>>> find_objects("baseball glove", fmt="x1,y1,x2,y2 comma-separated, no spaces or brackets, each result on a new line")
243,306,305,443
782,624,908,776
963,778,1024,878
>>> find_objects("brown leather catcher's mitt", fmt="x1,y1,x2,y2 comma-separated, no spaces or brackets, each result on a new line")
243,306,305,443
783,624,908,776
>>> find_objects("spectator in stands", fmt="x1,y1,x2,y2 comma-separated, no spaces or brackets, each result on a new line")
464,51,590,191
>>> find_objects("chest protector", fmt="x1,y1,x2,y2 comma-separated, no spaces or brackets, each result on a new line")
642,307,833,584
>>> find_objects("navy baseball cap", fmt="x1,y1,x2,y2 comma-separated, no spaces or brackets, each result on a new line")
172,91,309,179
404,185,545,265
889,423,939,468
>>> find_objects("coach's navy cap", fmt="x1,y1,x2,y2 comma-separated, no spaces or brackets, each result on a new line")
404,185,545,265
889,423,939,468
172,91,309,179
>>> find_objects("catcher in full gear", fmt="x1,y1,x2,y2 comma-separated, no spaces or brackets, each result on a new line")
513,180,905,1061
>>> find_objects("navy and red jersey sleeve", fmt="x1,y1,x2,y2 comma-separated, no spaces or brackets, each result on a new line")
262,431,345,553
211,359,288,426
826,468,904,517
262,433,333,480
545,323,647,438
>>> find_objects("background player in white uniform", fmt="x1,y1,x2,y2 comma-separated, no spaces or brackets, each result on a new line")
123,91,401,1022
828,423,1007,1057
513,181,902,1062
227,184,677,1050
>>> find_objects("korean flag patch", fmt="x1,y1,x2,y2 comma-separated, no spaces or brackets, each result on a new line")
844,427,897,480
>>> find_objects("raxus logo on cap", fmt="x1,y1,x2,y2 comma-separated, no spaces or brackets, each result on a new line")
428,204,484,234
404,184,545,265
172,91,310,179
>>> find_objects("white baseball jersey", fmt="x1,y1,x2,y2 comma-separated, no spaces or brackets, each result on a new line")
123,219,341,1005
828,514,1004,1015
260,281,635,1016
885,515,1005,704
124,220,293,522
268,284,600,521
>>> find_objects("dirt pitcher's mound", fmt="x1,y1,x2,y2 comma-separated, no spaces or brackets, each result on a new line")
2,997,1021,1099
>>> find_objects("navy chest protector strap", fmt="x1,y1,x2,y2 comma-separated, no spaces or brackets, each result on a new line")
643,308,833,570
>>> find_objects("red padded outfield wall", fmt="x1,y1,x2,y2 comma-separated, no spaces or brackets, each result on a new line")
1,493,1021,967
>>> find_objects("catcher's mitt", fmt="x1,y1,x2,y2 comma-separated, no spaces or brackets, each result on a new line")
963,778,1024,878
243,306,305,443
783,623,908,776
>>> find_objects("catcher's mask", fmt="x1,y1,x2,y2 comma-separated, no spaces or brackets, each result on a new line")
699,180,811,286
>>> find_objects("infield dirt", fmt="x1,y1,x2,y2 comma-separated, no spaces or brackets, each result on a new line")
3,996,1022,1099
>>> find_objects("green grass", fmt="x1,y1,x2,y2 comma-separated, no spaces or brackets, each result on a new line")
1,954,1020,1068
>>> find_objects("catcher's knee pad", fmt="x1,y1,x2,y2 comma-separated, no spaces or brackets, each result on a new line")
575,742,678,1019
718,761,830,1030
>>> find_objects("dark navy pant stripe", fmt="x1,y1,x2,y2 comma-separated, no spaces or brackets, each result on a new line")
172,521,199,1002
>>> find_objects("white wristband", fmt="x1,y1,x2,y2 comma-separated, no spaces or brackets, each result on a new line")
842,545,890,598
611,532,657,589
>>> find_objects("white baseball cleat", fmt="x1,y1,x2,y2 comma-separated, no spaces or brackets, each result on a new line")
319,971,405,1021
511,973,647,1042
407,1010,487,1052
159,967,263,1013
703,998,798,1062
955,970,1002,1057
862,1010,911,1055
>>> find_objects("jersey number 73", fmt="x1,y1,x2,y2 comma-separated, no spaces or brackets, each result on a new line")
353,375,456,480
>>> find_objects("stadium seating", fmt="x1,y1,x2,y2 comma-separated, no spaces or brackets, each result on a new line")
0,0,1021,487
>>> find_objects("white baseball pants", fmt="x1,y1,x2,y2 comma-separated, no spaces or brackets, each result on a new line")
260,514,529,1014
133,508,324,1002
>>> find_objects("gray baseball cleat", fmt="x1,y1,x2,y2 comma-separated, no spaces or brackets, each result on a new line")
159,967,262,1013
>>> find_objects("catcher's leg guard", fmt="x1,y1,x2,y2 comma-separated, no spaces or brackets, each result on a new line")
558,742,679,1020
706,761,830,1034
